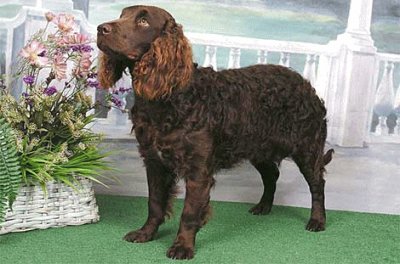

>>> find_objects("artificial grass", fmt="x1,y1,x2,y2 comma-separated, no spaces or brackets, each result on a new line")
1,195,399,264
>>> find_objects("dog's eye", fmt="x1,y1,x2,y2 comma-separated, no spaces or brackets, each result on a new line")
137,17,149,27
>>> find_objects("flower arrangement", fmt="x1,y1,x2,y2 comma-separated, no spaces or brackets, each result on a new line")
0,12,111,222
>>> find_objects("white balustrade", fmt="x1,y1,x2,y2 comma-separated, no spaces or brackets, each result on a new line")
257,50,268,64
396,118,400,135
373,61,394,136
375,116,389,136
203,45,217,70
369,53,400,141
394,84,400,135
228,48,241,69
279,52,290,67
303,54,317,86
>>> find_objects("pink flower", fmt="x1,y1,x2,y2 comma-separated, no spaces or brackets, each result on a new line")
52,53,67,80
60,33,93,53
61,33,90,45
54,14,75,33
20,40,48,67
45,12,56,22
73,53,92,77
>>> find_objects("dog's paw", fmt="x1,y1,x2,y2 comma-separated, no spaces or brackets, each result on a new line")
248,203,272,215
123,229,154,243
306,218,325,232
166,244,194,260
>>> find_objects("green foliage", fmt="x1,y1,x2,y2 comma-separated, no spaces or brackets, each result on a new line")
0,12,112,191
0,118,21,223
19,131,111,192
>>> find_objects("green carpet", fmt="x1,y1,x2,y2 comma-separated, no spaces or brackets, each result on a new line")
1,195,399,264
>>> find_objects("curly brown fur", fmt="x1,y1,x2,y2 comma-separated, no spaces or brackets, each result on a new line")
133,20,193,100
97,52,127,89
97,5,333,260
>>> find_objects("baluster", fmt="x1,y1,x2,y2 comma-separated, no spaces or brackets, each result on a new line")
203,46,217,70
394,83,400,135
257,50,268,64
373,61,394,135
376,116,389,136
279,52,290,67
303,54,317,86
228,48,241,69
396,118,400,135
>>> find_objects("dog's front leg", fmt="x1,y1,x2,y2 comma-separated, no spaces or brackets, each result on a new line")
124,150,176,243
167,174,213,260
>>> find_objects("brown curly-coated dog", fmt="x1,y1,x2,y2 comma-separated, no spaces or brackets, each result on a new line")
97,5,334,260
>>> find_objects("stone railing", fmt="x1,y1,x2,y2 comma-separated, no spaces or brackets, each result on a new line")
186,32,336,89
369,53,400,142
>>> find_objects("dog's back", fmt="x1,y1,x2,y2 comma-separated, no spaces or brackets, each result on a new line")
186,64,327,169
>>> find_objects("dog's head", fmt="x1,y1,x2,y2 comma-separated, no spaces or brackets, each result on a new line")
97,5,193,100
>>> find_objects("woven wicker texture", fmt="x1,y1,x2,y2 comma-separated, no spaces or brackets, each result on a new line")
0,178,99,234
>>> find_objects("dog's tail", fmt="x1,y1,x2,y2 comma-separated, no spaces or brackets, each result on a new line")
323,149,334,165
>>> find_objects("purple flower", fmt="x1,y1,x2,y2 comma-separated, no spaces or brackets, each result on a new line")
87,79,99,89
71,45,80,52
38,50,46,57
111,96,123,108
23,75,35,85
87,72,97,78
118,87,132,94
43,86,57,96
80,45,93,53
71,44,93,53
22,92,30,97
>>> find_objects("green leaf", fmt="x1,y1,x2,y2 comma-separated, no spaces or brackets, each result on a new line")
0,117,22,224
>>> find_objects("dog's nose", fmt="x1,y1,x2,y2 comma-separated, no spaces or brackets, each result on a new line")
97,23,112,35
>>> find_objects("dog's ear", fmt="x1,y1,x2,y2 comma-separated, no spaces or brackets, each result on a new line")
133,19,194,100
97,52,126,88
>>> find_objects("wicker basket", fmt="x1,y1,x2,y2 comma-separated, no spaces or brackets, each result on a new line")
0,178,99,235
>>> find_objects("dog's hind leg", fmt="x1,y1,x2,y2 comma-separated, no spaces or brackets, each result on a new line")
249,160,280,215
292,149,327,232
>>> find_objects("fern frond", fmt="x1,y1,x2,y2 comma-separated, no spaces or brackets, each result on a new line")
0,117,22,224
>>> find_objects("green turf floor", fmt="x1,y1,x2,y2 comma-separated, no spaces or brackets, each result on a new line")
1,195,399,264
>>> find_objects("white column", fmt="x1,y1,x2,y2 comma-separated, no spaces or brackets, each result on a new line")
346,0,373,35
324,0,377,147
5,28,13,89
337,0,374,47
